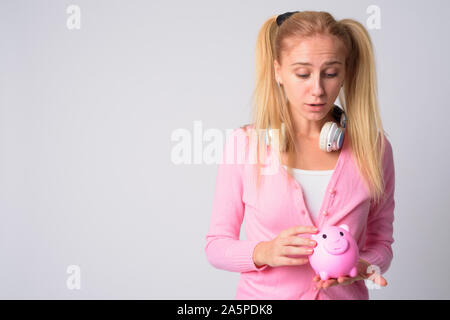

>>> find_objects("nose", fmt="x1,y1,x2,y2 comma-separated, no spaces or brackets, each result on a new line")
311,75,325,97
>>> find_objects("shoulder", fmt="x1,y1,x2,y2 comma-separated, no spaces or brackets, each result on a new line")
239,123,255,136
226,124,252,140
221,124,256,163
226,123,255,142
381,133,394,164
379,133,395,182
240,123,255,130
222,125,250,156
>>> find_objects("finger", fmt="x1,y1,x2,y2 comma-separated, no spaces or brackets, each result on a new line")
286,236,317,248
337,276,350,283
316,277,333,289
315,279,324,289
313,274,321,282
337,276,353,286
329,279,338,288
369,273,388,287
281,245,314,256
282,225,318,237
277,256,309,266
323,279,337,288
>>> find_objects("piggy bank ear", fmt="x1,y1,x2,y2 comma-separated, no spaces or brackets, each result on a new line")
338,224,349,232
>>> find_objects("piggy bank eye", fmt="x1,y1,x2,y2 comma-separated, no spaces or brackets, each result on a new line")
339,232,344,236
322,234,327,239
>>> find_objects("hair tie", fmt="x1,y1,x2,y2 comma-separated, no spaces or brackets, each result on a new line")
276,11,299,26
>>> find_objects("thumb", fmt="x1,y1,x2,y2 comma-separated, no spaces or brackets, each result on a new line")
369,273,388,286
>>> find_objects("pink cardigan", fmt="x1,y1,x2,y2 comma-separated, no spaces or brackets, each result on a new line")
204,125,395,299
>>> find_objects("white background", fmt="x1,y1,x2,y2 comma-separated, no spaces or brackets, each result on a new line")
1,0,449,299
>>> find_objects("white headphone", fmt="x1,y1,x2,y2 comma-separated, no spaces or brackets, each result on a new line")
265,104,347,152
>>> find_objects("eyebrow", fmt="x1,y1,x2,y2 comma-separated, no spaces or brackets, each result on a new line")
290,60,342,67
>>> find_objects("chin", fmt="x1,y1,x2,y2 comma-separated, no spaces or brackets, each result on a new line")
304,108,328,116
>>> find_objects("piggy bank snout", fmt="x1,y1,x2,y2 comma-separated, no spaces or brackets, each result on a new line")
324,237,349,255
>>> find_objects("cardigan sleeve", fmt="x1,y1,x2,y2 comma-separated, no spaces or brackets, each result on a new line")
204,127,269,273
359,136,396,275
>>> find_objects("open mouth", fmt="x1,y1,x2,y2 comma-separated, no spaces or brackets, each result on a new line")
307,103,326,110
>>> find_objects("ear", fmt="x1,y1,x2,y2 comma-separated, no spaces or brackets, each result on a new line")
273,59,282,83
338,224,349,232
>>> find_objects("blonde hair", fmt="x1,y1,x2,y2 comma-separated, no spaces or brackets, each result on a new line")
242,11,388,205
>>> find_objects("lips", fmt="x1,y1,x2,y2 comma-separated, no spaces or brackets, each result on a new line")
307,103,326,106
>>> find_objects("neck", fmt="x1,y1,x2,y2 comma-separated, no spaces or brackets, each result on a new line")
292,112,334,139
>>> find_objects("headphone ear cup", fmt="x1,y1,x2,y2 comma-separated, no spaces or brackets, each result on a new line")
319,122,334,152
340,112,347,129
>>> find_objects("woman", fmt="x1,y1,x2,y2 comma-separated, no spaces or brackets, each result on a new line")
204,11,395,300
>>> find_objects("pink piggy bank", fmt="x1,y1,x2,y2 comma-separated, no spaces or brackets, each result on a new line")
308,224,359,280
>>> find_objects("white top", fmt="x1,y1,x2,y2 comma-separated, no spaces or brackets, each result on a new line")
283,165,334,224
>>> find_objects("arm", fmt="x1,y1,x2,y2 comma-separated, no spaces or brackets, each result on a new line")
359,136,396,275
204,128,268,273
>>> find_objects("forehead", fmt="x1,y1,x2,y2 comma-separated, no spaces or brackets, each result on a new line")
282,34,346,67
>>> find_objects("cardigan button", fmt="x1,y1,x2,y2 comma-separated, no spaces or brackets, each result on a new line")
329,188,336,194
301,210,306,215
322,210,328,216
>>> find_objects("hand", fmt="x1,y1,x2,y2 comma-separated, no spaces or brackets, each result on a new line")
253,225,319,268
312,258,388,289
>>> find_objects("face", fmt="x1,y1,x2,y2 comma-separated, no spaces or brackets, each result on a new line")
274,34,346,122
311,225,354,256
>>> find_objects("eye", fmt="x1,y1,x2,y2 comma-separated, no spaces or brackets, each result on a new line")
322,234,327,239
339,232,344,236
295,73,338,79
